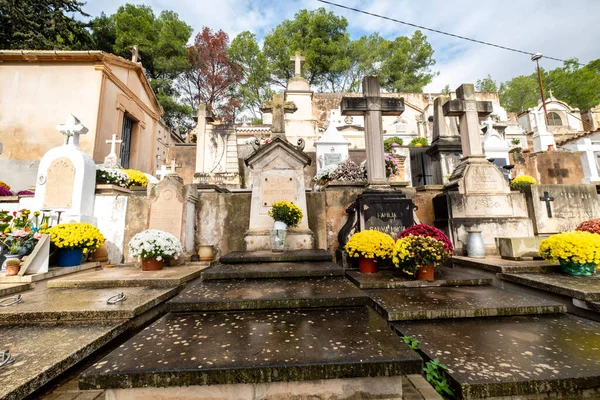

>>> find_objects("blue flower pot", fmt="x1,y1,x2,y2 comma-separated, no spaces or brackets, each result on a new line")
56,248,84,267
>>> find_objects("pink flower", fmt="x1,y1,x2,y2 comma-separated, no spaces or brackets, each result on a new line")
12,230,28,237
34,233,42,240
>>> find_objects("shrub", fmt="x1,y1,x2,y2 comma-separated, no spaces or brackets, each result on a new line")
576,219,600,235
408,137,428,147
268,201,303,227
392,235,450,276
123,169,148,187
399,224,453,255
345,230,395,260
129,229,182,261
510,175,536,191
384,137,403,152
96,166,130,188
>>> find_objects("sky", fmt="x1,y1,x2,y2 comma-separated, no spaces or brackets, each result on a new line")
82,0,600,93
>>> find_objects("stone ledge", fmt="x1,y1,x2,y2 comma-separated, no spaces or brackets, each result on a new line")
220,249,332,264
345,267,492,289
0,262,101,283
201,261,344,280
452,256,559,274
498,272,600,302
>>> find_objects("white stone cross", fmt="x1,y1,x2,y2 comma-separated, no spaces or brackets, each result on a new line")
104,134,123,168
156,164,169,180
106,134,122,156
290,51,305,77
56,115,88,147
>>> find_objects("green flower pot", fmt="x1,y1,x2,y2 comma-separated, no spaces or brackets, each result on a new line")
559,259,597,277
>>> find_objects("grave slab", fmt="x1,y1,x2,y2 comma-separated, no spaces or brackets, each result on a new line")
0,262,101,283
167,277,368,312
452,256,559,273
367,286,565,321
499,272,600,302
220,249,332,264
79,308,422,390
393,315,600,399
0,320,127,400
46,264,207,289
0,283,31,297
346,267,492,289
0,286,178,323
201,261,344,280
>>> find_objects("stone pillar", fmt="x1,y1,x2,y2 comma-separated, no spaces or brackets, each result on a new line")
194,105,210,174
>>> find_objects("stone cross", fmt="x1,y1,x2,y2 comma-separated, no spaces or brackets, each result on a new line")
549,162,569,184
156,164,169,180
539,191,555,218
290,51,305,77
104,134,122,167
130,45,141,63
340,76,405,186
56,115,89,148
260,93,298,138
443,84,493,158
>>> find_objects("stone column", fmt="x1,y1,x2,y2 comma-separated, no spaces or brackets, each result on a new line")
363,77,387,186
195,105,209,174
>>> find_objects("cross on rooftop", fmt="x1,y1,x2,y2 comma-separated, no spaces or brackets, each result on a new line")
260,93,297,138
290,51,305,77
56,115,89,147
130,45,141,63
539,191,555,218
340,76,404,186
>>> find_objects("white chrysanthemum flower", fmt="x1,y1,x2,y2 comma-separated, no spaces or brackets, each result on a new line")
128,229,183,261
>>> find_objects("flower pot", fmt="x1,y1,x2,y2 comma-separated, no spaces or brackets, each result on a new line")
5,263,20,276
417,264,435,281
1,254,20,273
559,259,597,277
270,229,286,252
198,245,214,261
358,257,377,273
90,244,109,262
141,258,165,271
274,221,287,230
56,248,84,267
547,144,555,152
466,229,485,258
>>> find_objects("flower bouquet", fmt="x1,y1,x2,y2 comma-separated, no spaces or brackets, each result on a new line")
345,230,395,273
576,218,600,235
268,201,303,229
510,175,536,192
392,234,450,280
96,166,130,188
48,222,104,267
123,169,148,187
129,229,182,271
539,231,600,276
398,224,453,257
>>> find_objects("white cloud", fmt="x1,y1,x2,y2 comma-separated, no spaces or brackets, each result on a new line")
82,0,600,91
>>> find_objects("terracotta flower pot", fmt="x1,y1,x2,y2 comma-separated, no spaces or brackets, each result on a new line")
417,264,435,281
358,257,377,273
5,264,20,276
141,258,165,271
198,245,214,261
90,244,109,262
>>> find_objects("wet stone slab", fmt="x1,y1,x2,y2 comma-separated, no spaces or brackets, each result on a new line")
346,267,492,289
201,262,344,280
499,272,600,302
220,249,332,264
79,307,422,390
0,286,178,323
452,256,559,273
0,283,32,297
167,277,368,312
46,264,207,289
393,315,600,399
0,320,127,400
367,286,566,321
0,262,101,283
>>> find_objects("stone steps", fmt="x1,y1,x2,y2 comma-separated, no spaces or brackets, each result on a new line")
79,307,422,390
219,249,332,264
392,314,600,399
367,286,566,321
346,267,492,289
498,272,600,302
201,261,344,280
0,282,31,297
452,256,560,274
167,277,369,312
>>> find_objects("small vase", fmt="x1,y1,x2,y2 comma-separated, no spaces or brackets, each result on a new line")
56,248,84,267
1,254,20,273
417,264,435,281
559,259,597,277
270,229,286,252
358,257,377,273
142,258,165,271
466,229,485,258
274,221,287,230
198,245,214,261
5,264,20,276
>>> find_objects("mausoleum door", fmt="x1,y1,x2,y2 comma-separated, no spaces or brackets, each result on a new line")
120,115,134,169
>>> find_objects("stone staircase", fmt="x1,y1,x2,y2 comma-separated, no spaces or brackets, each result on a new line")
79,251,424,399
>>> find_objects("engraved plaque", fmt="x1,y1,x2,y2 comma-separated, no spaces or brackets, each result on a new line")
43,157,75,209
261,175,295,207
324,153,342,166
148,188,184,238
465,165,505,194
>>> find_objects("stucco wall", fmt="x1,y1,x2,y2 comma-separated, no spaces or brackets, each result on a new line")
510,151,586,184
169,145,197,185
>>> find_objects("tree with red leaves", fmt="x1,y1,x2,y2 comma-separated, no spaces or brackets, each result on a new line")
178,27,242,123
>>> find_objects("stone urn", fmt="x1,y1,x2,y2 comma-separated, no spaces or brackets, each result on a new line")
466,230,485,258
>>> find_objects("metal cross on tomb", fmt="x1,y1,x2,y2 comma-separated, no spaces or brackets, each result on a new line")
260,93,297,139
340,76,405,186
56,115,89,147
539,191,555,218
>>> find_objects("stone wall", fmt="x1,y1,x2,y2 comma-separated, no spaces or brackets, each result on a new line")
168,144,196,185
411,187,444,226
510,151,585,184
123,193,150,262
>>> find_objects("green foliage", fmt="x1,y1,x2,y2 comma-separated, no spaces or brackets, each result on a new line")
251,118,263,125
401,336,420,350
268,201,303,228
509,147,522,154
476,74,497,92
89,12,116,53
384,137,404,152
228,31,274,119
424,359,455,398
499,73,540,113
0,0,92,50
441,85,451,95
511,138,521,145
546,58,600,112
409,137,429,147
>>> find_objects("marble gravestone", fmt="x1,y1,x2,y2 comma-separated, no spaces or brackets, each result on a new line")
315,109,350,173
426,95,462,185
33,115,96,224
526,184,600,234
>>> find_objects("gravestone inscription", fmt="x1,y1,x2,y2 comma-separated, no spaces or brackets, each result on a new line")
43,157,75,209
148,179,185,239
324,153,343,166
261,175,295,207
